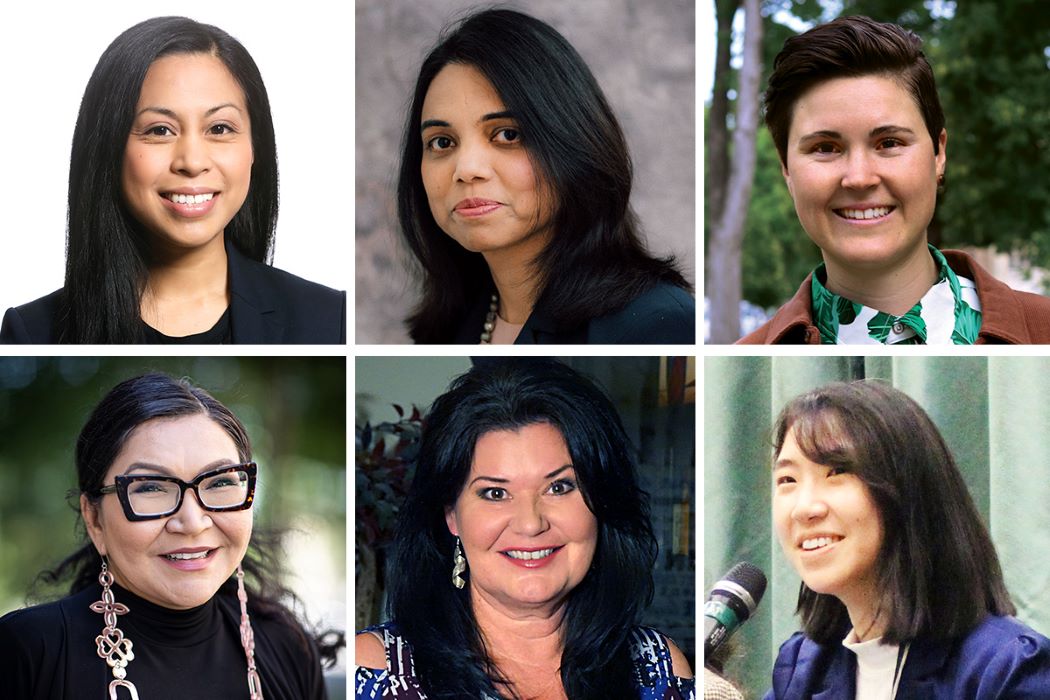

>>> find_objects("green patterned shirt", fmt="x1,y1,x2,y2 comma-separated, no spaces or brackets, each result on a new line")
811,246,983,345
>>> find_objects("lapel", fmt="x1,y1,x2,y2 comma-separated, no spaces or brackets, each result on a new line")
894,637,951,699
516,299,586,344
805,643,856,700
225,238,286,343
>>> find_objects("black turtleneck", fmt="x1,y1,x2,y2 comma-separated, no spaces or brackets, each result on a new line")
0,581,325,700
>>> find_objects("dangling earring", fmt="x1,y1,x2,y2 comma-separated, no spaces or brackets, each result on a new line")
90,557,141,699
452,537,467,589
236,564,265,700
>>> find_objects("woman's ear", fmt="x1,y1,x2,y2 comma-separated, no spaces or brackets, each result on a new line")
444,507,459,537
81,494,107,557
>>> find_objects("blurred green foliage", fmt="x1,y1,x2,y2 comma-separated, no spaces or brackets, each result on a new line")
717,0,1050,308
0,356,346,617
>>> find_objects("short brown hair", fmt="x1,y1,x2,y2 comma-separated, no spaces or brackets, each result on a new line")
773,381,1014,644
764,15,944,166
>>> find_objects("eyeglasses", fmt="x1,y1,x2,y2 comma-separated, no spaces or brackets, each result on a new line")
93,463,258,522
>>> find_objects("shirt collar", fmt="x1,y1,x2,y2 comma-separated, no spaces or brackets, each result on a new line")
811,245,983,345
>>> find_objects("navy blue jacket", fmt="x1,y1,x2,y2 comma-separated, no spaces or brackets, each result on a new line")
0,241,345,344
765,616,1050,699
453,281,695,344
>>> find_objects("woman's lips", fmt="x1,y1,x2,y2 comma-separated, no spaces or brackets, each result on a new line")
500,546,563,569
453,198,502,218
161,191,219,218
159,547,217,571
833,205,895,224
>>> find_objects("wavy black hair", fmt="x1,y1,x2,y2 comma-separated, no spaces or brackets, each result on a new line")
34,373,341,667
387,359,657,699
397,9,689,343
773,381,1014,644
58,17,278,343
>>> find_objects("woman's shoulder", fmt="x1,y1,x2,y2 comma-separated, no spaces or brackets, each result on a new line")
1,288,63,344
355,622,431,698
629,626,695,697
589,282,696,343
953,614,1050,662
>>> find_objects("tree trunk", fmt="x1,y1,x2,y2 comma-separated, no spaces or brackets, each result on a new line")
705,0,738,295
708,0,762,343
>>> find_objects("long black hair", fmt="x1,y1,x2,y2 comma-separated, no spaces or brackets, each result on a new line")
773,381,1014,644
397,9,689,343
58,17,279,343
35,373,341,666
388,359,657,699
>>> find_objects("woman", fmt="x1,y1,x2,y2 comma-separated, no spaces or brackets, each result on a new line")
0,17,345,344
355,359,694,698
397,9,695,344
0,373,339,698
767,381,1050,697
739,16,1050,344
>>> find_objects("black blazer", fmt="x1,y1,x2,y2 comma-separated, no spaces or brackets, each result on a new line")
452,281,695,344
0,243,345,344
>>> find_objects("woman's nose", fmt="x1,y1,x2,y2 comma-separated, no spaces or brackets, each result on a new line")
171,133,211,177
511,497,549,536
166,489,213,534
791,482,829,523
840,149,880,190
453,139,493,183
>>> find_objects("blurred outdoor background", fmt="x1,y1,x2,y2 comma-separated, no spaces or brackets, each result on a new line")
356,356,696,669
356,0,696,343
0,356,347,695
704,0,1050,342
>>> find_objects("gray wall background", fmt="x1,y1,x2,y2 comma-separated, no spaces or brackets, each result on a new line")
355,0,696,343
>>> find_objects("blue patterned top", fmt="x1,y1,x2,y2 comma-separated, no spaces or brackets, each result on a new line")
355,622,695,699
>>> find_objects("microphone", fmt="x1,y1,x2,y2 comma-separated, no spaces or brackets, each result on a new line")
703,562,767,661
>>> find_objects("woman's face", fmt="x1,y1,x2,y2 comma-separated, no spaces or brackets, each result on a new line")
122,52,254,258
772,426,883,614
419,63,552,261
82,414,253,610
445,422,598,613
781,75,946,279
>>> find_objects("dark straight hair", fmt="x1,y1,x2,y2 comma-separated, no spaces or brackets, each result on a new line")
58,16,278,343
764,15,945,166
388,359,657,699
35,373,341,666
397,9,688,343
773,381,1014,644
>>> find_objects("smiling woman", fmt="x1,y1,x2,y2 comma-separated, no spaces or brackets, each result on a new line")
0,17,345,344
0,373,339,698
355,359,694,698
739,15,1050,345
765,382,1050,698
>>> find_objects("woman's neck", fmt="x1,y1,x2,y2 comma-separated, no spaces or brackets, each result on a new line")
470,586,568,699
141,235,230,336
823,244,939,316
481,231,550,325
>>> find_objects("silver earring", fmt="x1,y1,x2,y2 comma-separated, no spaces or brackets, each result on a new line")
452,537,467,589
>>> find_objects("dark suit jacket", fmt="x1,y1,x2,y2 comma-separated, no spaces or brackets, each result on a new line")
452,282,695,344
0,243,345,344
764,615,1050,699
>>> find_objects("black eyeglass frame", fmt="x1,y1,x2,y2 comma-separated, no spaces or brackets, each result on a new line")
93,462,258,522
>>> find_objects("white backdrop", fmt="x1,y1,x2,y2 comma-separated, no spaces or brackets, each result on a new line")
0,2,350,313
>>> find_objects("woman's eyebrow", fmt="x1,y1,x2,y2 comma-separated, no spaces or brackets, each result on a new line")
480,110,515,122
420,118,450,130
468,465,573,487
123,458,236,477
134,103,242,119
870,124,916,137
